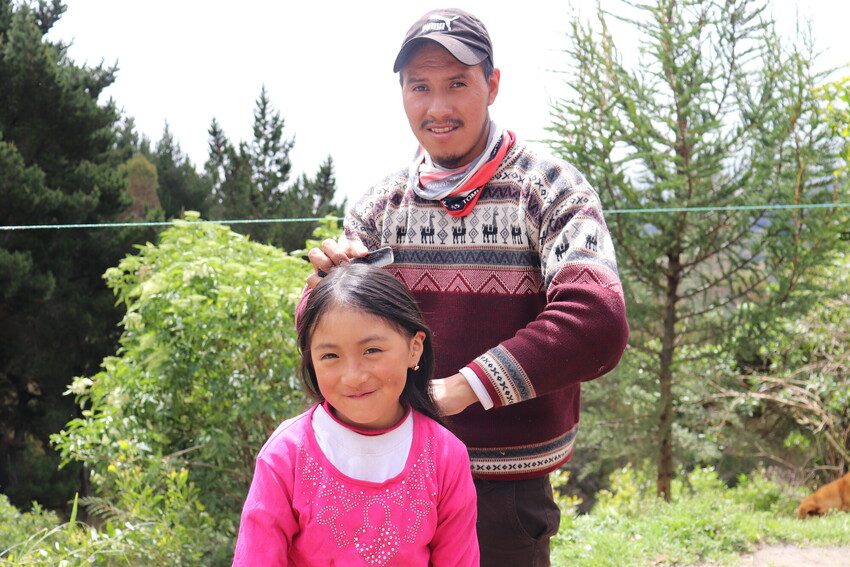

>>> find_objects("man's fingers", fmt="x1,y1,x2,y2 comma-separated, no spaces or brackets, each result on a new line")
307,245,335,273
305,236,369,288
320,238,353,266
340,236,369,258
305,272,323,289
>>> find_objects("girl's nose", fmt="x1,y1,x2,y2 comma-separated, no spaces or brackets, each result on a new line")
341,362,368,387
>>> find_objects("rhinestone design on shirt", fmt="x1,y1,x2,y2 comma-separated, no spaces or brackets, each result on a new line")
297,435,438,566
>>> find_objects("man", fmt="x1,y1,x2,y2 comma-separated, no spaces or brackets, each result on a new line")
306,8,629,565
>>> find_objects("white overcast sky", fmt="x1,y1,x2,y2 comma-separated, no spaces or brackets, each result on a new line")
51,1,849,204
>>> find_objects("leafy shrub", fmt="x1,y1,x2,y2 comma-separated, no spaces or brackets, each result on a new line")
593,464,657,518
0,495,59,552
731,470,789,513
1,469,221,566
48,215,311,563
552,465,850,566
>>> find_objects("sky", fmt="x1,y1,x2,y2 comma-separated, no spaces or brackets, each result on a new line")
50,1,850,204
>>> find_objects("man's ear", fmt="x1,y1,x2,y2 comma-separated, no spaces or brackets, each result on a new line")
487,68,501,106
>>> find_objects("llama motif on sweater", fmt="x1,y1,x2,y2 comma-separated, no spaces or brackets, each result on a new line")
346,141,630,480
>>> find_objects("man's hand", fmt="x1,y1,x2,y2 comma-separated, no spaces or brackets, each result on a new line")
429,373,479,416
305,235,369,288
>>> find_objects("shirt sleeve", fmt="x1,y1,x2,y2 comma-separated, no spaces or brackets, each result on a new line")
429,431,480,566
232,456,297,566
466,165,630,408
459,366,494,410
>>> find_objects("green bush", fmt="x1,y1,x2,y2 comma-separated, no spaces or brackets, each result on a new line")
46,214,312,563
0,495,59,552
552,465,850,566
1,470,221,566
731,470,794,514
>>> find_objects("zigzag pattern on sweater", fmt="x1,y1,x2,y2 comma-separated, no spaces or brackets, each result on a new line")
394,248,541,267
390,266,543,295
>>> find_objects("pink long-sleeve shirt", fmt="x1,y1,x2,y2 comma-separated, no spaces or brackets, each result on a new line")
232,405,479,566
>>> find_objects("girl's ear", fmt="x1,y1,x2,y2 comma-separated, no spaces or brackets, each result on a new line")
409,330,426,367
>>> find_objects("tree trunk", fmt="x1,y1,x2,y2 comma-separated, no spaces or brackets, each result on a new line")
657,254,680,501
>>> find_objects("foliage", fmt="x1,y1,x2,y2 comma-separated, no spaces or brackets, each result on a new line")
568,340,749,507
205,87,344,251
275,156,347,253
152,123,210,219
0,0,158,511
818,76,850,180
0,494,58,552
121,153,160,219
719,252,850,479
50,214,312,561
549,0,848,499
551,465,850,566
0,462,222,566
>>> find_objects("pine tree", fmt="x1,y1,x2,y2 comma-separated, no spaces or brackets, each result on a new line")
206,89,342,250
0,0,152,509
250,85,294,205
275,156,346,252
121,153,160,219
549,0,847,499
153,123,210,218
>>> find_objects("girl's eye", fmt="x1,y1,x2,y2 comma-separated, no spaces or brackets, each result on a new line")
319,353,338,360
364,347,382,355
451,81,467,88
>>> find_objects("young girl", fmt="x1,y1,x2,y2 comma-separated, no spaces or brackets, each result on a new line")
232,263,479,566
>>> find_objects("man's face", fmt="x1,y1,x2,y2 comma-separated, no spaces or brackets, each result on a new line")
400,42,500,169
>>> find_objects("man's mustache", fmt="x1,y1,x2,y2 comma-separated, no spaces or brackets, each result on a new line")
421,119,464,129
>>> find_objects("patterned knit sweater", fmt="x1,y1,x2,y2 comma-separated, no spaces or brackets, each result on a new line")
345,141,630,480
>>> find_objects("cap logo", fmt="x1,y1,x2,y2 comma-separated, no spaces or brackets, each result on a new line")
421,14,459,33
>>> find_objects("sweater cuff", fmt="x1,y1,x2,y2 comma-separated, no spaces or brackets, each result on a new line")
471,346,536,407
459,367,494,410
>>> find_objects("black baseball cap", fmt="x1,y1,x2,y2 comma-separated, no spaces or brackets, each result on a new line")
393,8,493,73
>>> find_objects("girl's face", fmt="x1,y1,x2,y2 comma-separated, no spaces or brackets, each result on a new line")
310,305,425,430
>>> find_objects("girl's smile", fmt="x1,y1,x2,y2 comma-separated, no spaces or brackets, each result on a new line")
309,305,424,430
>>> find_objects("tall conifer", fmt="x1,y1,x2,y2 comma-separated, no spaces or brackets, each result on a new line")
0,0,151,508
549,0,847,499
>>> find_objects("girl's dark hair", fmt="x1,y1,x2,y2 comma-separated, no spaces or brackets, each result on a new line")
296,263,441,423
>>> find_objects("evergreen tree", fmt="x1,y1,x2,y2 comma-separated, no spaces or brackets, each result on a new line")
113,116,152,165
206,90,342,251
0,0,152,510
275,156,346,252
549,0,847,499
121,153,160,219
153,123,210,218
250,85,294,205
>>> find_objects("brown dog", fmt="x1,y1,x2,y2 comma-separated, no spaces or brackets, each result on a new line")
797,472,850,518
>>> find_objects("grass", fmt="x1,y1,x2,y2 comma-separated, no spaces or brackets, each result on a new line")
550,467,850,566
4,466,850,565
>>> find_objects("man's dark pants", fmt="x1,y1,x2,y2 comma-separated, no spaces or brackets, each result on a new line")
474,476,561,567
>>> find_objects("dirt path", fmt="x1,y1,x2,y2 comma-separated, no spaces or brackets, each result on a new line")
733,544,850,566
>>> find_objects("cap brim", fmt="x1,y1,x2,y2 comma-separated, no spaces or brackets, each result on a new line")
393,36,487,73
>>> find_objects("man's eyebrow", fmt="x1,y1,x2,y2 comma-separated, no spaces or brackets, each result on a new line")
404,71,468,85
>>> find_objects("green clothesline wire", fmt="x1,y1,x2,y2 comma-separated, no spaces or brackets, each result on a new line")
1,202,849,232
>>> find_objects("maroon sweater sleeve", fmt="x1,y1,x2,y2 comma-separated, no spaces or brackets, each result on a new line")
466,178,629,408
